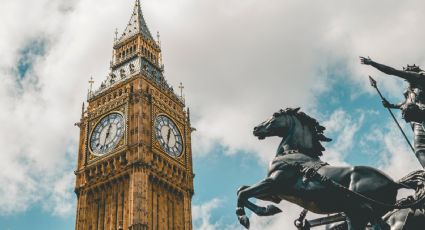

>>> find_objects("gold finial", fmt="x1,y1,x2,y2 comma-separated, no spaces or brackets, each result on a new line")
88,76,94,96
179,82,185,98
157,31,163,66
114,28,118,42
157,31,162,47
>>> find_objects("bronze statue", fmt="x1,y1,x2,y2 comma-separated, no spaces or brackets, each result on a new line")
360,56,425,168
235,108,425,230
359,57,425,229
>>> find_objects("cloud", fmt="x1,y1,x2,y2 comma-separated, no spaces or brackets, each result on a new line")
370,121,421,178
171,0,425,163
321,109,365,165
43,171,76,216
192,198,246,230
192,198,223,230
0,0,130,216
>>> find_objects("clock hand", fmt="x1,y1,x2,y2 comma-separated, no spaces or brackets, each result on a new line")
102,135,107,147
166,127,171,146
106,124,112,137
103,124,112,146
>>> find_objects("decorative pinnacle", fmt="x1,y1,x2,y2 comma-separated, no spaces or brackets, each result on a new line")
114,28,118,42
157,31,163,66
88,76,95,95
157,31,161,46
116,0,154,43
179,82,185,98
81,102,85,117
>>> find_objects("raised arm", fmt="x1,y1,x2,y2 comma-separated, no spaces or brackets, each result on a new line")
382,97,404,109
360,56,422,83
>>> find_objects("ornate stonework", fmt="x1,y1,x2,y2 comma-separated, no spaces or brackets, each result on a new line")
74,1,194,229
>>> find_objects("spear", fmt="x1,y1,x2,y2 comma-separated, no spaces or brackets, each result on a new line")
369,76,415,153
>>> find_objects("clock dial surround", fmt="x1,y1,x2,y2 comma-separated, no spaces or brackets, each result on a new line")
154,115,184,158
90,112,125,156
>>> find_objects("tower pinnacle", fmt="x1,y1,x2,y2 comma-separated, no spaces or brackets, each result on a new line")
116,0,154,44
179,82,185,98
89,0,181,104
87,76,94,99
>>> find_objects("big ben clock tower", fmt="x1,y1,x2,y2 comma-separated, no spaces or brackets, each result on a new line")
74,1,194,229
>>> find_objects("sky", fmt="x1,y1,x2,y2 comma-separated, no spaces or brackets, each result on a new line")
1,0,425,229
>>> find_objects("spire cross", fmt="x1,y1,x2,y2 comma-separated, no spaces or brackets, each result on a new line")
88,76,94,94
157,31,161,46
179,82,184,98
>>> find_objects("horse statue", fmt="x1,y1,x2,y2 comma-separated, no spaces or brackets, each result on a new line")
236,107,425,230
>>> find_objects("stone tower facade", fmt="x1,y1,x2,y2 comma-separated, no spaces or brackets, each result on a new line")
74,1,194,229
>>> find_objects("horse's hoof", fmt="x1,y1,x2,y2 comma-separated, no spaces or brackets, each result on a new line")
266,204,282,215
238,215,250,229
236,207,245,216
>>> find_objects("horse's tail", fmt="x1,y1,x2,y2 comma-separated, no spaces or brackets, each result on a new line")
396,170,425,209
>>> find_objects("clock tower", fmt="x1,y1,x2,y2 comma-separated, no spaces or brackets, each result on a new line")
74,1,194,230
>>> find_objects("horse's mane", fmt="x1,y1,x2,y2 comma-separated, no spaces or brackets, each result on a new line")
279,107,332,157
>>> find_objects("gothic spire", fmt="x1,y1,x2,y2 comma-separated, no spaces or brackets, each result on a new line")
117,0,154,43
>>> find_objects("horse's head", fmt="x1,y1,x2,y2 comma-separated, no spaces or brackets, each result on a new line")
253,107,332,156
253,107,300,140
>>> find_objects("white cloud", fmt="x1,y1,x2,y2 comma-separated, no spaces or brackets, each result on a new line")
192,198,245,230
174,0,425,163
192,198,223,230
321,109,365,165
0,0,129,215
44,171,76,216
371,121,421,178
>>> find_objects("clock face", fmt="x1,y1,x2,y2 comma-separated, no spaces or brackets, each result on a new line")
154,115,183,157
90,112,125,156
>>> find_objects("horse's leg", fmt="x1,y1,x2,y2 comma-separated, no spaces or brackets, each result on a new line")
370,217,389,230
329,222,347,230
345,203,373,230
237,185,281,216
345,214,369,230
385,209,415,230
236,177,282,229
236,185,250,197
244,199,282,216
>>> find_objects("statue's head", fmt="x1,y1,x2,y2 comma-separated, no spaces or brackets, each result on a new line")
403,64,423,73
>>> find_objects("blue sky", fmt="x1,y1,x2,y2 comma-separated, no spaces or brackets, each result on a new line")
1,0,425,230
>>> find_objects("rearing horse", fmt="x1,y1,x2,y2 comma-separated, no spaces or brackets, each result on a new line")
236,108,425,230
